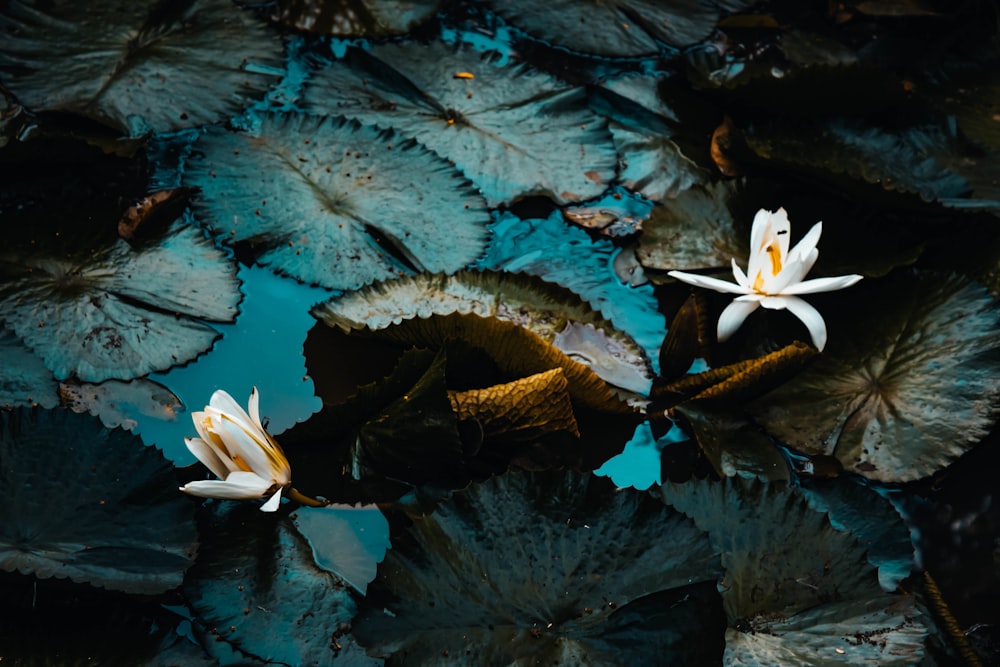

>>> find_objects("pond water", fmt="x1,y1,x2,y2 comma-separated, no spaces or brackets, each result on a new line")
1,0,999,665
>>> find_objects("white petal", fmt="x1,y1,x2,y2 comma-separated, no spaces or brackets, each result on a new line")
668,270,751,295
782,296,829,351
717,299,761,342
759,295,788,310
260,488,283,512
770,207,792,258
179,471,272,500
780,274,863,295
208,389,247,419
731,258,750,288
787,221,822,264
185,437,231,479
248,386,263,429
220,419,274,479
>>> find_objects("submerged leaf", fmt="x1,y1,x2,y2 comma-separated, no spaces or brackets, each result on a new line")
0,407,197,594
486,0,756,57
0,0,283,134
186,112,490,290
58,377,182,431
749,271,1000,482
302,41,617,206
355,470,724,664
311,270,653,403
660,478,929,665
0,222,240,382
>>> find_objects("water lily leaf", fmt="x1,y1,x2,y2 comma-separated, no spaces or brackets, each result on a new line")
637,181,746,274
292,503,390,595
0,0,284,135
311,270,652,405
302,41,617,206
800,478,916,591
0,407,197,594
748,270,1000,482
485,0,756,57
613,125,707,202
186,112,490,290
448,367,580,441
660,478,929,665
269,0,442,36
0,327,59,409
184,502,369,666
477,211,667,368
0,221,240,382
58,377,182,431
354,470,725,664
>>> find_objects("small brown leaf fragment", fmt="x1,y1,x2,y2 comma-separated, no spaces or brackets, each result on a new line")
710,116,742,177
447,368,580,440
117,188,194,241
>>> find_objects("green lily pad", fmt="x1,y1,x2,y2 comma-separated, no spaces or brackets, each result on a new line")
0,0,283,135
477,211,667,369
0,221,240,382
0,327,59,409
184,502,369,665
292,503,390,595
58,377,182,431
748,270,1000,482
186,112,490,290
311,270,653,400
354,470,725,664
269,0,443,36
0,407,198,594
660,478,929,665
485,0,756,57
302,40,617,206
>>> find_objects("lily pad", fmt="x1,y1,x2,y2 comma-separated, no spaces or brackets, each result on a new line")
0,327,59,409
186,112,490,290
0,407,198,594
58,377,182,431
310,270,653,401
660,478,929,665
269,0,443,36
354,470,725,664
0,0,284,135
292,503,391,595
748,270,1000,482
0,221,240,382
302,40,617,206
184,502,369,666
477,211,667,367
486,0,756,57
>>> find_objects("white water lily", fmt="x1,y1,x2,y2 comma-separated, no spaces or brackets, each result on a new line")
668,207,863,351
179,387,294,512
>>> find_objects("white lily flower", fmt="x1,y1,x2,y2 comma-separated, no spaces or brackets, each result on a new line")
667,207,863,351
179,387,292,512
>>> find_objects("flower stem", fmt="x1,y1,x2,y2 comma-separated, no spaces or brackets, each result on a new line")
287,487,329,508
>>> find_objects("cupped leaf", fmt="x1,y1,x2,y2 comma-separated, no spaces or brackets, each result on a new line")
186,112,490,290
302,41,617,206
0,327,59,409
0,407,197,594
0,0,284,135
184,502,369,666
660,478,929,665
354,470,725,665
269,0,442,36
477,211,666,368
748,270,1000,482
0,222,240,382
310,270,653,402
486,0,755,57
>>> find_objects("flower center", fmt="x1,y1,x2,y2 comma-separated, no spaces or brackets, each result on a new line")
752,242,783,292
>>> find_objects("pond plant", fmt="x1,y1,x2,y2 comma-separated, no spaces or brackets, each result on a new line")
1,0,999,664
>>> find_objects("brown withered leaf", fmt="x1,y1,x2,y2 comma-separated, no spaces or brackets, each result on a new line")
448,368,580,442
118,188,194,242
710,115,742,177
658,290,712,380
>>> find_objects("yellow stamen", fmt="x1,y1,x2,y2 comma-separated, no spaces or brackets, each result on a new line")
765,242,782,276
752,271,764,292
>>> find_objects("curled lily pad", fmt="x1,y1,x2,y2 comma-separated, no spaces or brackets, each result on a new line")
302,40,617,206
0,407,197,594
184,502,368,665
354,470,724,664
0,222,240,382
311,270,653,401
486,0,756,57
269,0,443,36
748,270,1000,482
660,478,929,665
186,112,490,290
0,0,283,135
